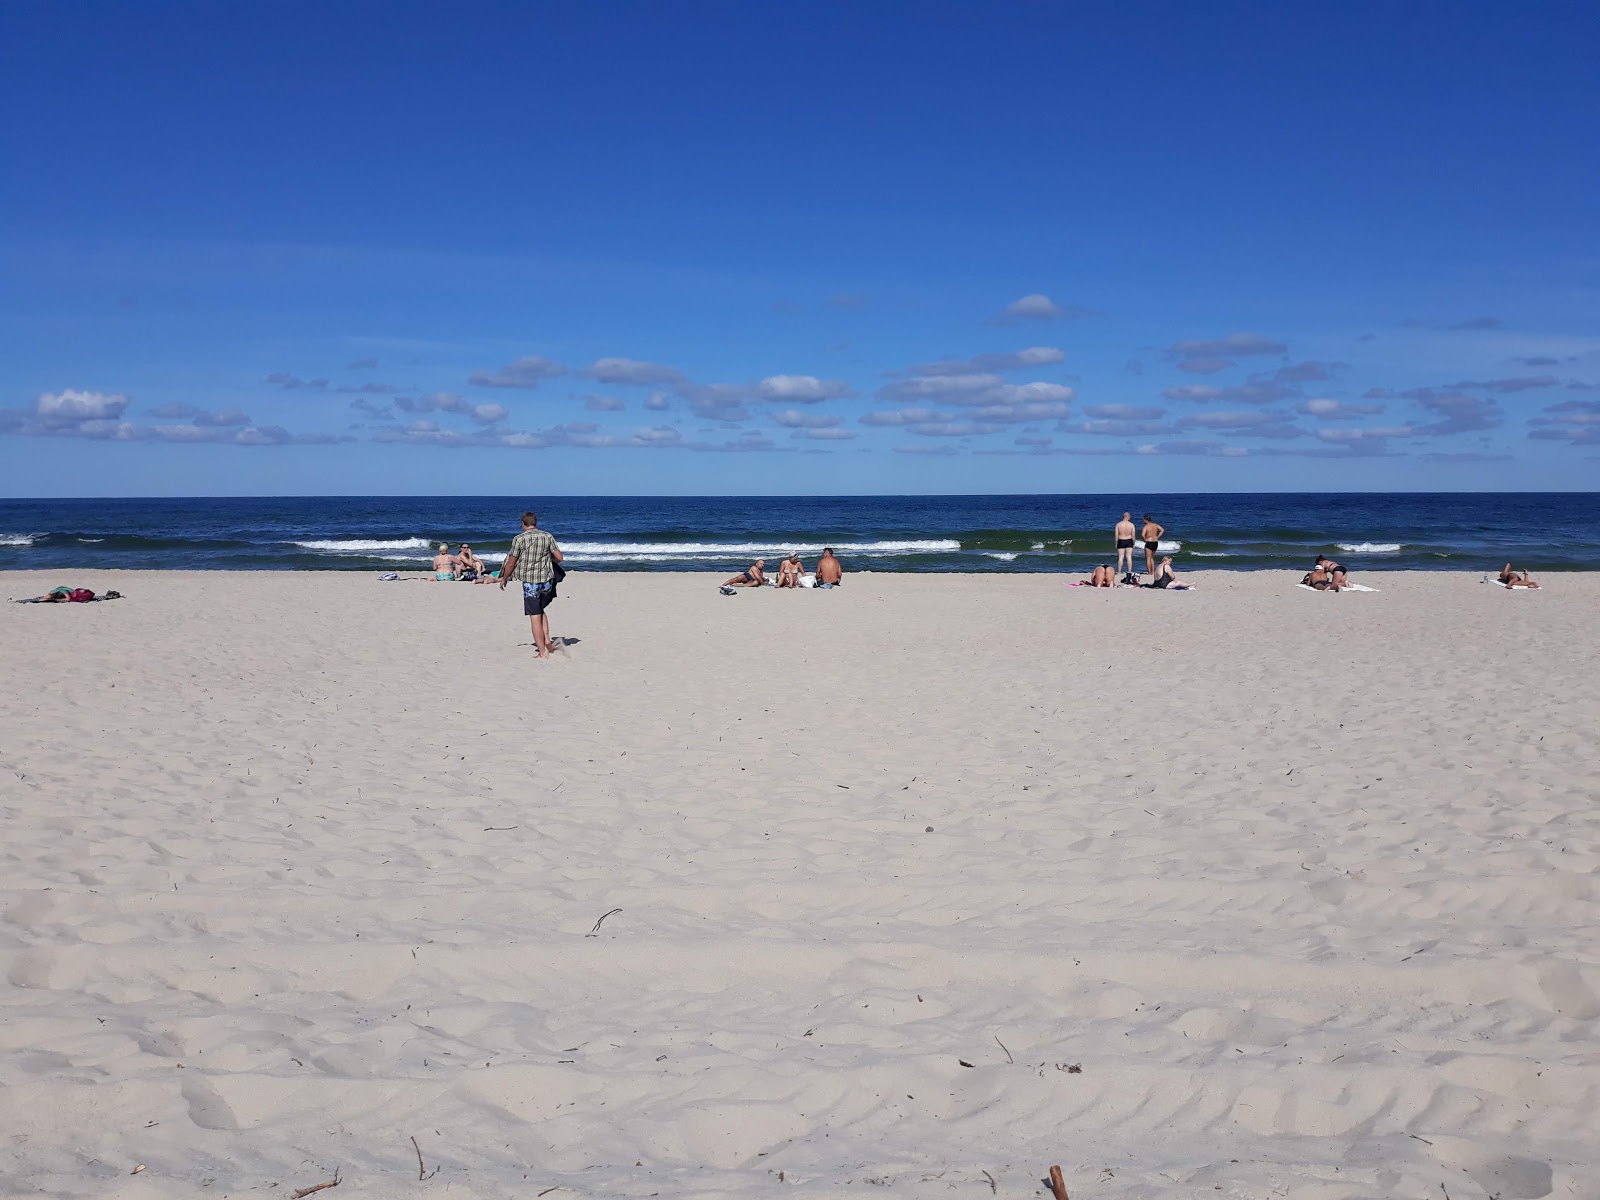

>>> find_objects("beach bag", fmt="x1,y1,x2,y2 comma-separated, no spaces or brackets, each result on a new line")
68,588,96,603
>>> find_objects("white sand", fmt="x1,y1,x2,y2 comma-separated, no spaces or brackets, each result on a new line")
1,569,1596,1200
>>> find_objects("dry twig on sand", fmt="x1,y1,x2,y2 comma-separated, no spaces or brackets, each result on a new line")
587,908,623,936
411,1135,427,1180
1048,1164,1069,1200
290,1169,342,1198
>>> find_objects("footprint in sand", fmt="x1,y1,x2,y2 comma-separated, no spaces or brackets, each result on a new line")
1535,959,1600,1020
181,1075,240,1131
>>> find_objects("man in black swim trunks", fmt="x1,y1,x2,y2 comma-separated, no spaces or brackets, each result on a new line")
1140,514,1165,578
1114,512,1136,576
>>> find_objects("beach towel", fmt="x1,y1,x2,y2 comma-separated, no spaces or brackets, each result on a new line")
1484,578,1538,590
1297,582,1379,592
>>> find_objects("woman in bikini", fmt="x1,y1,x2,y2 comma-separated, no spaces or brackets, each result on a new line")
1499,563,1540,588
775,553,804,588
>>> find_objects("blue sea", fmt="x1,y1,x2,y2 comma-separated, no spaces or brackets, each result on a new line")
0,494,1594,574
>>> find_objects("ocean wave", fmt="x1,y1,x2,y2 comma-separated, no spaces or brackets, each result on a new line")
0,533,36,547
1189,550,1229,557
1338,542,1402,553
1158,539,1182,553
561,539,960,556
986,551,1019,561
294,537,435,552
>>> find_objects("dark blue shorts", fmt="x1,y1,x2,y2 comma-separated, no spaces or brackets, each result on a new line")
522,581,554,615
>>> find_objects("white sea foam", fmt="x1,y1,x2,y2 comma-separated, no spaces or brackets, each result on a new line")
77,537,105,543
1,534,35,547
986,551,1019,561
561,539,960,557
294,538,435,553
1158,539,1182,553
1338,542,1402,554
1190,550,1229,557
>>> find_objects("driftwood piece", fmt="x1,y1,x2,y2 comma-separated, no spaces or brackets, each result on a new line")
291,1169,342,1199
1048,1164,1069,1200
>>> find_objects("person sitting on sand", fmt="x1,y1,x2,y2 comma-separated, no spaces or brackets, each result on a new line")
1146,557,1190,589
776,552,805,588
432,543,457,581
1089,564,1116,587
456,543,488,581
1499,563,1540,588
724,559,766,587
815,548,843,589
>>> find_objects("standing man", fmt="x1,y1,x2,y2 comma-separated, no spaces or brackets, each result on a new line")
815,547,843,588
1114,512,1136,578
1140,513,1165,578
499,511,564,658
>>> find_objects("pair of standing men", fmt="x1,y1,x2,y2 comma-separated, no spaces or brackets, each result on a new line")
498,511,564,658
1114,512,1165,577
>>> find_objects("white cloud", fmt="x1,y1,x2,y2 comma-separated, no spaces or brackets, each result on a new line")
37,389,130,425
581,357,685,386
757,374,855,403
1002,294,1069,319
790,427,857,441
772,409,842,429
905,347,1065,376
468,356,567,389
583,394,627,412
1167,332,1286,360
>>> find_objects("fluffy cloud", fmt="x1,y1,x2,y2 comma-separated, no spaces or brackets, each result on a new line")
757,374,855,403
1061,417,1177,437
678,382,752,422
1167,332,1286,362
468,356,567,389
1000,293,1072,320
643,391,672,412
773,410,842,429
395,392,509,424
790,427,856,442
877,375,1074,408
860,407,944,427
580,357,685,386
38,389,130,424
582,394,627,412
337,381,402,395
901,347,1065,376
1134,439,1233,456
1316,426,1413,445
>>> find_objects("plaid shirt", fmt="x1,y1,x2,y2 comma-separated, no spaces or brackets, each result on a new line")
507,528,557,584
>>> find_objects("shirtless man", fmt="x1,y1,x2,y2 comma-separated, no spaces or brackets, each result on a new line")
1499,563,1540,588
1306,562,1340,591
1140,514,1165,577
432,543,457,580
815,547,843,588
775,552,805,588
724,559,766,587
1114,513,1136,577
456,543,488,581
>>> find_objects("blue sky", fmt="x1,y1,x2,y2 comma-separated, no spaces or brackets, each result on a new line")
2,1,1597,496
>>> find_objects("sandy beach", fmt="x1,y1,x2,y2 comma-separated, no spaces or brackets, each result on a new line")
1,568,1596,1200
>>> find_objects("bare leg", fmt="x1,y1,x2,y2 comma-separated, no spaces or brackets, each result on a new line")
1145,546,1156,576
531,613,556,656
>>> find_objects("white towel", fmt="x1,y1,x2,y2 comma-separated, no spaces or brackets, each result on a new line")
1297,582,1380,592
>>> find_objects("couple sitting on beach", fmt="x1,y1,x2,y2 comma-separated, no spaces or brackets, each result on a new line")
721,549,843,592
1085,557,1187,589
433,542,492,582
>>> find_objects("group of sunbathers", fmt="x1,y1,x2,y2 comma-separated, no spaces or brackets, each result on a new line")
720,549,844,593
432,542,493,582
1083,557,1187,589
